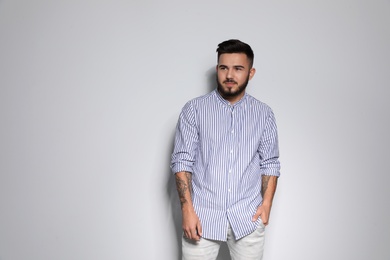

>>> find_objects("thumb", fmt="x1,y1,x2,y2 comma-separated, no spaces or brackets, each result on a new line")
252,208,262,222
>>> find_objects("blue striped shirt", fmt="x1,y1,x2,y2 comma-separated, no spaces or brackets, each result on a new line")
171,89,280,241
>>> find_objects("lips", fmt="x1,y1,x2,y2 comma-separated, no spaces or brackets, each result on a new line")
224,80,237,85
224,83,236,88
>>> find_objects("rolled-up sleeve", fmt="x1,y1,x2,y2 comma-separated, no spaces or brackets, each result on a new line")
171,101,199,174
258,110,281,177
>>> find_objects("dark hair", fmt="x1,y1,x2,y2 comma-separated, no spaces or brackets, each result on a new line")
216,39,254,67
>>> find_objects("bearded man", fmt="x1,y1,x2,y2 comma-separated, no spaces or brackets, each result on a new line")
171,39,281,260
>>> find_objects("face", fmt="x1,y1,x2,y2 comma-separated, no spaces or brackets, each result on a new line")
216,53,255,104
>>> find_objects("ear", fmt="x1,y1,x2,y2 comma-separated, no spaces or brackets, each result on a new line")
249,68,256,80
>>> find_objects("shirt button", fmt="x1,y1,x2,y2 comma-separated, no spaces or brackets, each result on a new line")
231,130,234,134
228,189,231,192
230,150,233,153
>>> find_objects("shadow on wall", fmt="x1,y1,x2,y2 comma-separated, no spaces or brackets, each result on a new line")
206,66,216,93
165,67,231,260
166,163,183,259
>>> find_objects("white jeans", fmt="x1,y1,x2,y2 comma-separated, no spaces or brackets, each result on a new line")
182,223,265,260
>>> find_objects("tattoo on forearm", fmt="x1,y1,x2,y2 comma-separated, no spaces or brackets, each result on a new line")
261,175,271,197
261,175,278,197
185,172,192,194
175,172,192,208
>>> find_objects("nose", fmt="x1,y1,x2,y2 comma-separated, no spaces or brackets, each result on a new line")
226,68,233,79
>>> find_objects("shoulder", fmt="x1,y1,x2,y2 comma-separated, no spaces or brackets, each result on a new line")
245,93,273,115
189,91,215,105
182,91,216,111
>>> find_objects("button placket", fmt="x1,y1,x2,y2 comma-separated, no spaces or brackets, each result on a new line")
227,107,237,204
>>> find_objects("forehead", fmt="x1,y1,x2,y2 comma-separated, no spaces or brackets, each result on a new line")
218,53,249,66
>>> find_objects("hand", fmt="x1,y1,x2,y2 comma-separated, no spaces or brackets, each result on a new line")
252,203,272,226
182,209,202,241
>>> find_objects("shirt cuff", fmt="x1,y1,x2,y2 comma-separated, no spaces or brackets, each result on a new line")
171,163,193,174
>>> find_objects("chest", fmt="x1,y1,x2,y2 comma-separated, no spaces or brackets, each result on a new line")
195,106,267,145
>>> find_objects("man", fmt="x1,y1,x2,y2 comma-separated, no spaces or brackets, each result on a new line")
171,39,280,260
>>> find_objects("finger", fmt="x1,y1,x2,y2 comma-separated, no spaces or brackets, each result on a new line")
197,221,203,237
190,229,199,241
260,213,269,225
252,210,261,222
184,228,192,239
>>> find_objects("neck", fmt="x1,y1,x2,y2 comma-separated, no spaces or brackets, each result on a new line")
217,89,245,105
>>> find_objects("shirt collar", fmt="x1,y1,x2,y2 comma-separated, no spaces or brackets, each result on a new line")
214,89,247,108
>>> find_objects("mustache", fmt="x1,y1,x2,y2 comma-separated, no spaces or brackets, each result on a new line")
224,79,237,84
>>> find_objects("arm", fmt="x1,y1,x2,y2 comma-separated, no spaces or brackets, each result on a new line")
175,171,202,241
252,175,278,225
252,109,280,225
171,102,202,240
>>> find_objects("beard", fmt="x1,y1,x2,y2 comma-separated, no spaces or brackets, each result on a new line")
216,73,250,100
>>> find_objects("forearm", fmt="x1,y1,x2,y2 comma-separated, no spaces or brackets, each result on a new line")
261,175,278,206
175,171,194,211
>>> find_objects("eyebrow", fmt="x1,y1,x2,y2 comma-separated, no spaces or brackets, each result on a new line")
218,65,246,69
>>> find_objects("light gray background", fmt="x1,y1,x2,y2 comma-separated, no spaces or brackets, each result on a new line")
1,0,389,259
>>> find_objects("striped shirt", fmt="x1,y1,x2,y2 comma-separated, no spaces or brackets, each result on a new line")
171,89,280,241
